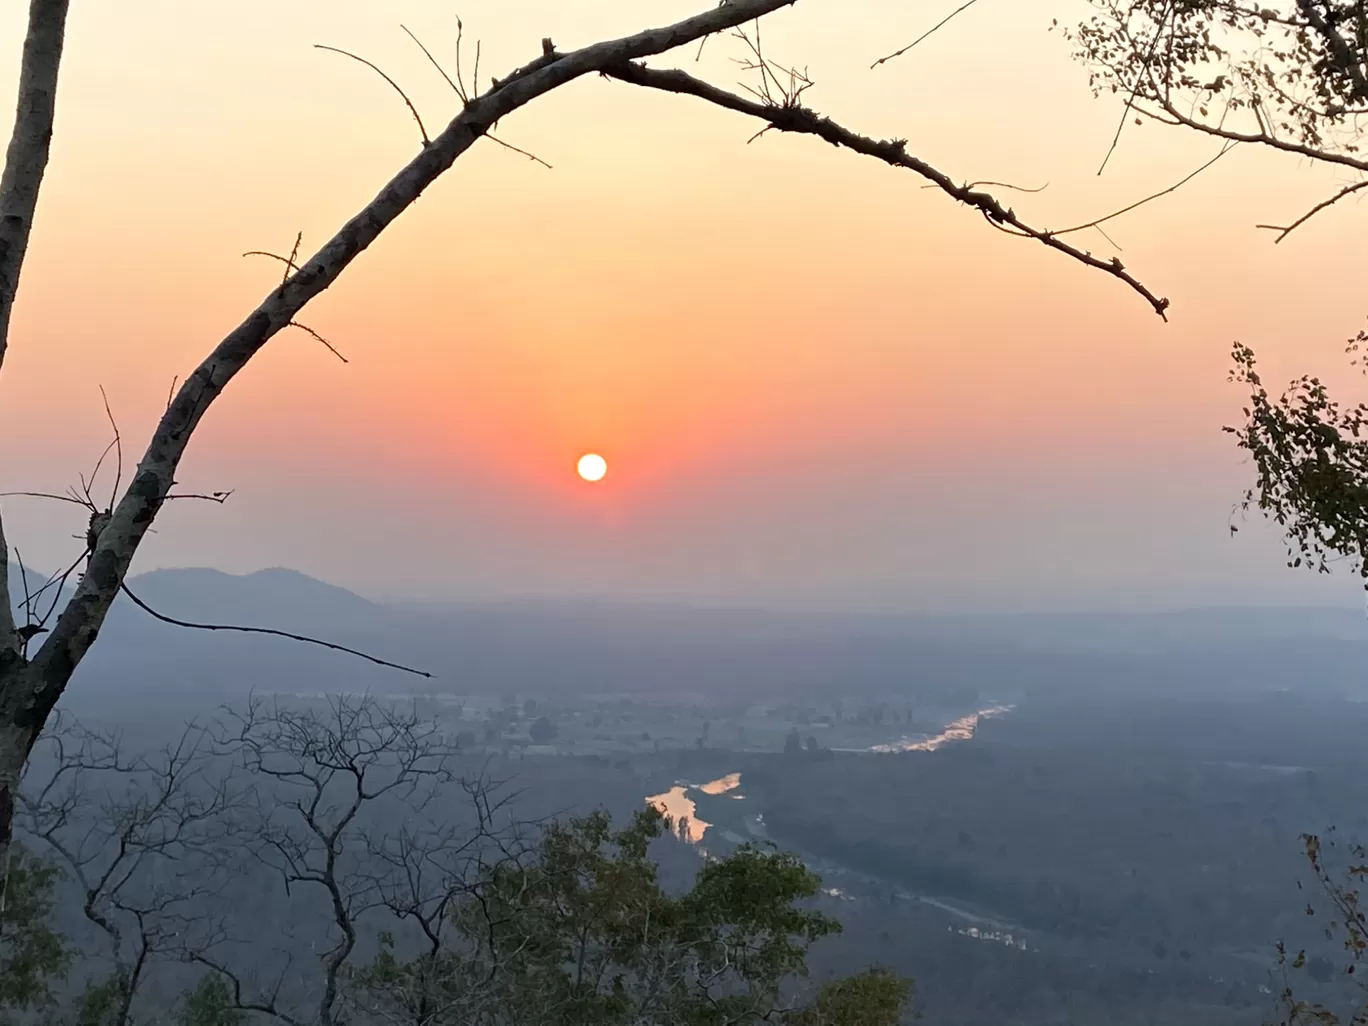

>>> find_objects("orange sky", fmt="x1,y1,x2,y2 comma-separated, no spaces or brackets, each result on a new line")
0,0,1364,611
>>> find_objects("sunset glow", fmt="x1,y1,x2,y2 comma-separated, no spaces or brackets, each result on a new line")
0,0,1362,610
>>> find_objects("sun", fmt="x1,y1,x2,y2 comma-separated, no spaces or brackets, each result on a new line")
576,453,607,482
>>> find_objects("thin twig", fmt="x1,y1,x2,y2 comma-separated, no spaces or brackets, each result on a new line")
79,440,116,509
455,17,473,104
871,0,983,69
1098,0,1176,175
242,251,303,275
485,135,553,167
118,582,432,678
402,24,462,98
163,491,234,503
1053,141,1237,238
33,550,86,632
1256,177,1368,242
315,44,430,145
0,491,93,509
288,322,349,364
284,232,303,285
98,385,122,511
1092,222,1122,251
965,179,1048,193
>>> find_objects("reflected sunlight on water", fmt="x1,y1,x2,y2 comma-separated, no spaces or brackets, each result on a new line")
647,705,1014,847
646,785,712,843
699,772,742,795
866,704,1014,753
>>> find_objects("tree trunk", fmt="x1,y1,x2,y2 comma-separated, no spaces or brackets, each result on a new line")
0,711,37,939
0,0,70,373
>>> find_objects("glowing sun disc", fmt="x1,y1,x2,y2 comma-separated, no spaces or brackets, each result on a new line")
577,453,607,482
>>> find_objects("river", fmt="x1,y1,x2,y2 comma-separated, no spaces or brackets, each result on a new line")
646,703,1013,844
644,702,1029,945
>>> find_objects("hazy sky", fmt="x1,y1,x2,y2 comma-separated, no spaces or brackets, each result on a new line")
1,0,1365,613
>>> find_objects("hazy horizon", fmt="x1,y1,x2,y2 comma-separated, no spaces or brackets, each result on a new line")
3,0,1365,616
66,560,1368,618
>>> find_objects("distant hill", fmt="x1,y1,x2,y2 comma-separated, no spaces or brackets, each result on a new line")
117,566,380,631
9,564,381,634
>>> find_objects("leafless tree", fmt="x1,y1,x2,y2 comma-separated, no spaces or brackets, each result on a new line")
16,714,242,1026
0,0,1176,906
176,695,531,1026
8,697,536,1026
342,771,541,1026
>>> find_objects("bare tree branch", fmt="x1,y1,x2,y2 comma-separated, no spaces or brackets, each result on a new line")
243,249,304,275
601,59,1171,317
288,322,349,364
1256,175,1368,241
402,22,553,168
17,715,245,1026
163,489,234,503
314,45,431,146
870,0,984,70
117,581,432,678
401,24,463,100
1050,140,1238,238
187,695,531,1026
97,385,123,512
1097,0,1177,175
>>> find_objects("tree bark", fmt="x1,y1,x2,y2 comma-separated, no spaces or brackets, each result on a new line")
0,716,37,938
0,0,69,376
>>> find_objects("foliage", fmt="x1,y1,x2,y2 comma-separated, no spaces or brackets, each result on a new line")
350,806,913,1026
1225,343,1368,586
786,968,913,1026
1269,829,1368,1026
1068,0,1368,591
73,973,129,1026
177,974,245,1026
0,845,68,1024
1066,0,1368,156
